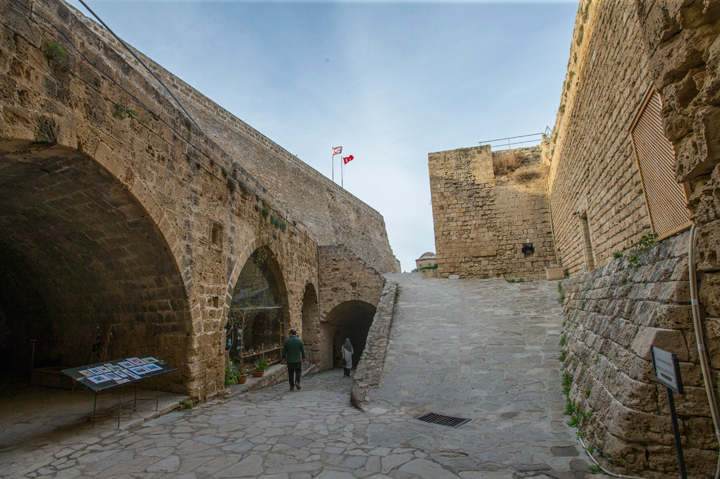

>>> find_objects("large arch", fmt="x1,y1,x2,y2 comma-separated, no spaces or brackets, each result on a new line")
324,301,376,370
0,141,192,391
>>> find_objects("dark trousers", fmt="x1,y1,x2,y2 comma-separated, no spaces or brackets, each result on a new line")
344,368,351,376
287,362,302,388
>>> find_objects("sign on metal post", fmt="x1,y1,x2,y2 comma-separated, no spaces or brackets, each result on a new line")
651,347,687,479
651,346,683,393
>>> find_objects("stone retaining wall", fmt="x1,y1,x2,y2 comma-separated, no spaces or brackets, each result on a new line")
351,280,398,409
560,231,718,478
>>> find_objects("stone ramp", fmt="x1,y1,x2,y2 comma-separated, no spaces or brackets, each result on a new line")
362,273,590,476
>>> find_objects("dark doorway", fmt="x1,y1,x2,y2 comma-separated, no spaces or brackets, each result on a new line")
325,301,376,369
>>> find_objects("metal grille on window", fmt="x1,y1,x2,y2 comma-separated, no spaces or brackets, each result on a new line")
629,85,692,240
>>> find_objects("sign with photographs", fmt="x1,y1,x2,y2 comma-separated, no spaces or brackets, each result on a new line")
62,356,176,392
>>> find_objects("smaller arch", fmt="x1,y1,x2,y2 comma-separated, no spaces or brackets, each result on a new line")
324,301,376,371
301,283,320,365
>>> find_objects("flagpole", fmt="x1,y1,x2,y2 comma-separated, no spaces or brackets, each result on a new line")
341,155,344,188
332,152,334,183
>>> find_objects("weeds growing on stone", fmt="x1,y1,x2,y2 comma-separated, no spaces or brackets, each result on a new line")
558,350,567,362
492,153,524,175
46,40,67,64
559,333,567,347
226,176,236,192
179,399,193,410
589,464,603,475
623,233,657,268
114,100,138,120
418,265,438,270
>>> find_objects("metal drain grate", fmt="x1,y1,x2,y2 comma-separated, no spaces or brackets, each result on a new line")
415,412,471,428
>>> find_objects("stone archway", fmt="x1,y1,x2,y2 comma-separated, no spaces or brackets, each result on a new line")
226,245,289,366
0,142,193,392
324,301,377,370
300,283,320,365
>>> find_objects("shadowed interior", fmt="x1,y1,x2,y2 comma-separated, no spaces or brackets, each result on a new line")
0,142,192,391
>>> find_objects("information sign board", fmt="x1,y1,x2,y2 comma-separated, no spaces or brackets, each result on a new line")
651,347,683,394
62,356,176,392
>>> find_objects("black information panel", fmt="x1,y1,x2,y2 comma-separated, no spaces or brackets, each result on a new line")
62,356,177,392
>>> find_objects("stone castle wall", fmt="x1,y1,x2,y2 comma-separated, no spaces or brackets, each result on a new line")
551,1,720,477
429,145,556,279
68,10,400,275
544,0,653,277
0,0,392,401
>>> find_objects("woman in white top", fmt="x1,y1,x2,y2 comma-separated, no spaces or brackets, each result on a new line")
341,339,353,377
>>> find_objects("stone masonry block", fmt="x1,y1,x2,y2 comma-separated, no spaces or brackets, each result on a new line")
630,327,690,361
631,301,693,329
605,399,674,444
699,272,720,317
602,433,647,471
703,318,720,370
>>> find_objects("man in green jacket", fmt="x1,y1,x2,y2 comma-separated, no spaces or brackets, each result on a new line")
281,329,306,391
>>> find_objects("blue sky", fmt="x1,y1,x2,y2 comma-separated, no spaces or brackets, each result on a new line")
66,0,577,271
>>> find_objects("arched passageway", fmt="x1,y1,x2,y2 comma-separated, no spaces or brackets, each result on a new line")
226,247,288,367
300,283,319,364
0,143,192,391
324,301,376,370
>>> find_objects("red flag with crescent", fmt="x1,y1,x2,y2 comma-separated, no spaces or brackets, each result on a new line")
343,155,354,165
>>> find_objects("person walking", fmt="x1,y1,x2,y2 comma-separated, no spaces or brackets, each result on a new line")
282,329,306,391
341,338,353,377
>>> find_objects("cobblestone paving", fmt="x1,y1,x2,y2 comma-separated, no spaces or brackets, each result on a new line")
0,274,589,479
2,371,472,479
365,274,589,477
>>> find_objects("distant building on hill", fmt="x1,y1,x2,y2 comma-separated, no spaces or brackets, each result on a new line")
415,252,437,270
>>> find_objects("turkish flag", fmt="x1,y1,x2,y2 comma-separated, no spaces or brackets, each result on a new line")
343,155,354,164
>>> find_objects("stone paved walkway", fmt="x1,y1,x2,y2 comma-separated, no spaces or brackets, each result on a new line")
365,274,588,476
0,274,590,479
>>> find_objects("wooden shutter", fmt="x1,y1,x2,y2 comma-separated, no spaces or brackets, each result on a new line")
629,85,692,240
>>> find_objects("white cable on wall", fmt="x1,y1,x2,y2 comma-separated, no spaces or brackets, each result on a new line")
688,225,720,479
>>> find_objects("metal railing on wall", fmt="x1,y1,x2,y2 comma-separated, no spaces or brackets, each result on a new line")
478,132,546,151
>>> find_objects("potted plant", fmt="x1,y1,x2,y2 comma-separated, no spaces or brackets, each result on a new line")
252,357,270,377
225,358,238,386
237,364,250,384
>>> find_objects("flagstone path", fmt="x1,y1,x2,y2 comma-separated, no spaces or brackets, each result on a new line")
0,273,591,479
